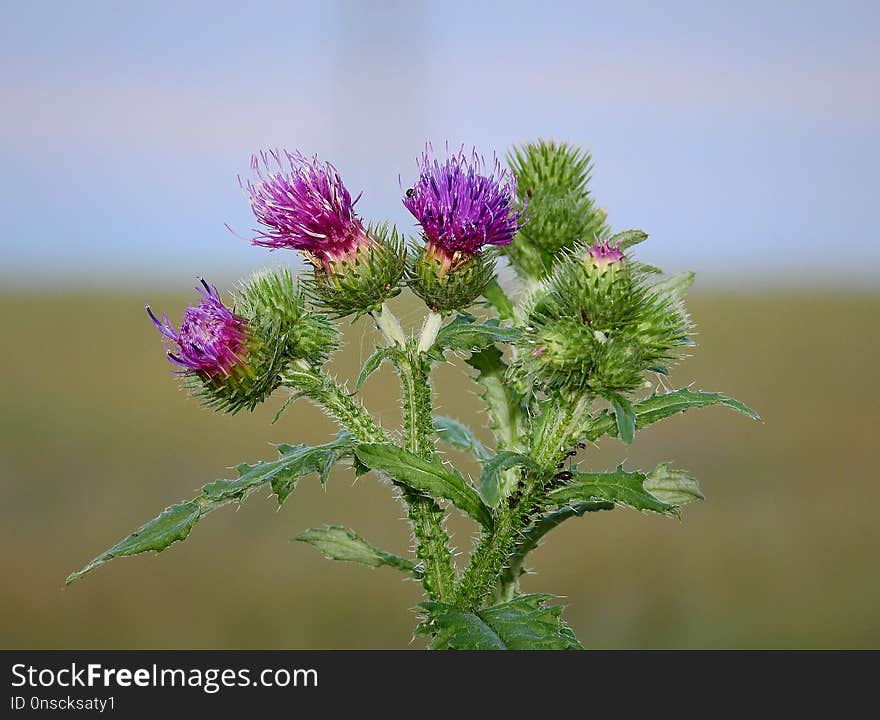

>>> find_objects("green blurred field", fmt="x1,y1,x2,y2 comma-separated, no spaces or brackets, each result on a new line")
1,290,878,649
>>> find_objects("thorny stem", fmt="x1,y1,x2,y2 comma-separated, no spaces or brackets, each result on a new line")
532,393,592,467
281,362,385,443
455,393,592,609
498,500,612,601
283,356,455,602
378,306,456,603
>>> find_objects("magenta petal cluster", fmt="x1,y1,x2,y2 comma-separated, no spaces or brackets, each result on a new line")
585,240,625,270
244,150,368,266
147,279,250,375
403,145,522,259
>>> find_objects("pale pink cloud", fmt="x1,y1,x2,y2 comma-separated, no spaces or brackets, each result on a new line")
1,84,332,152
2,52,877,155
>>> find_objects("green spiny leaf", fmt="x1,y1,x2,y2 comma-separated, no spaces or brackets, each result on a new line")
433,416,490,461
643,463,703,506
478,450,542,508
354,443,493,529
546,465,681,515
66,501,202,585
270,390,308,425
608,393,636,445
67,436,355,584
636,388,760,425
481,279,515,321
466,346,526,451
433,314,520,357
610,229,648,250
202,434,354,505
296,526,418,575
355,347,392,390
585,387,760,442
420,594,582,650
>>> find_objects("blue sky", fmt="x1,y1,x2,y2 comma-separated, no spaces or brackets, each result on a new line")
1,1,878,288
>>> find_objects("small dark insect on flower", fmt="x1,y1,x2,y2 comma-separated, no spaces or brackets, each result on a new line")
402,144,523,263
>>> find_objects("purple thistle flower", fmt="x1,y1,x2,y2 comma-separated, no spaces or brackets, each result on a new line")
243,150,369,269
403,145,522,263
585,240,625,271
146,279,250,376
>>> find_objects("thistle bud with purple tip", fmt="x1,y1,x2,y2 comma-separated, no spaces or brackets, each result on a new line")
403,146,522,312
584,240,625,273
147,270,337,412
243,150,404,317
513,235,691,397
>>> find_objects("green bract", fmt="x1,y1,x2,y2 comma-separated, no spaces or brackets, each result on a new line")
407,244,497,313
70,140,760,650
237,267,339,364
306,224,406,318
513,244,692,397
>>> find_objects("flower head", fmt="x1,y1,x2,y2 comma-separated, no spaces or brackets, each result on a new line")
403,145,522,262
584,240,625,271
244,150,369,268
513,243,691,396
147,279,250,376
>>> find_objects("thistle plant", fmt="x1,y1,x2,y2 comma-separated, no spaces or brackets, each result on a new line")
68,141,759,650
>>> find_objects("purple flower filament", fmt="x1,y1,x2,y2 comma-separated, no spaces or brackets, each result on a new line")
403,145,522,268
146,279,250,376
244,150,369,270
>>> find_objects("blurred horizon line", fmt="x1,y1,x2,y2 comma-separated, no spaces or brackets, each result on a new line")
2,266,876,295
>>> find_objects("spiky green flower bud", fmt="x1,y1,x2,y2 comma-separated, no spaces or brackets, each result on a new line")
513,238,691,397
236,267,339,367
305,223,406,318
504,140,609,279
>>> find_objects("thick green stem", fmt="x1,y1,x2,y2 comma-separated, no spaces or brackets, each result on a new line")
532,393,592,467
454,393,592,609
454,505,523,609
282,364,385,443
395,353,436,459
498,500,612,601
405,496,455,602
394,348,456,602
283,360,454,602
